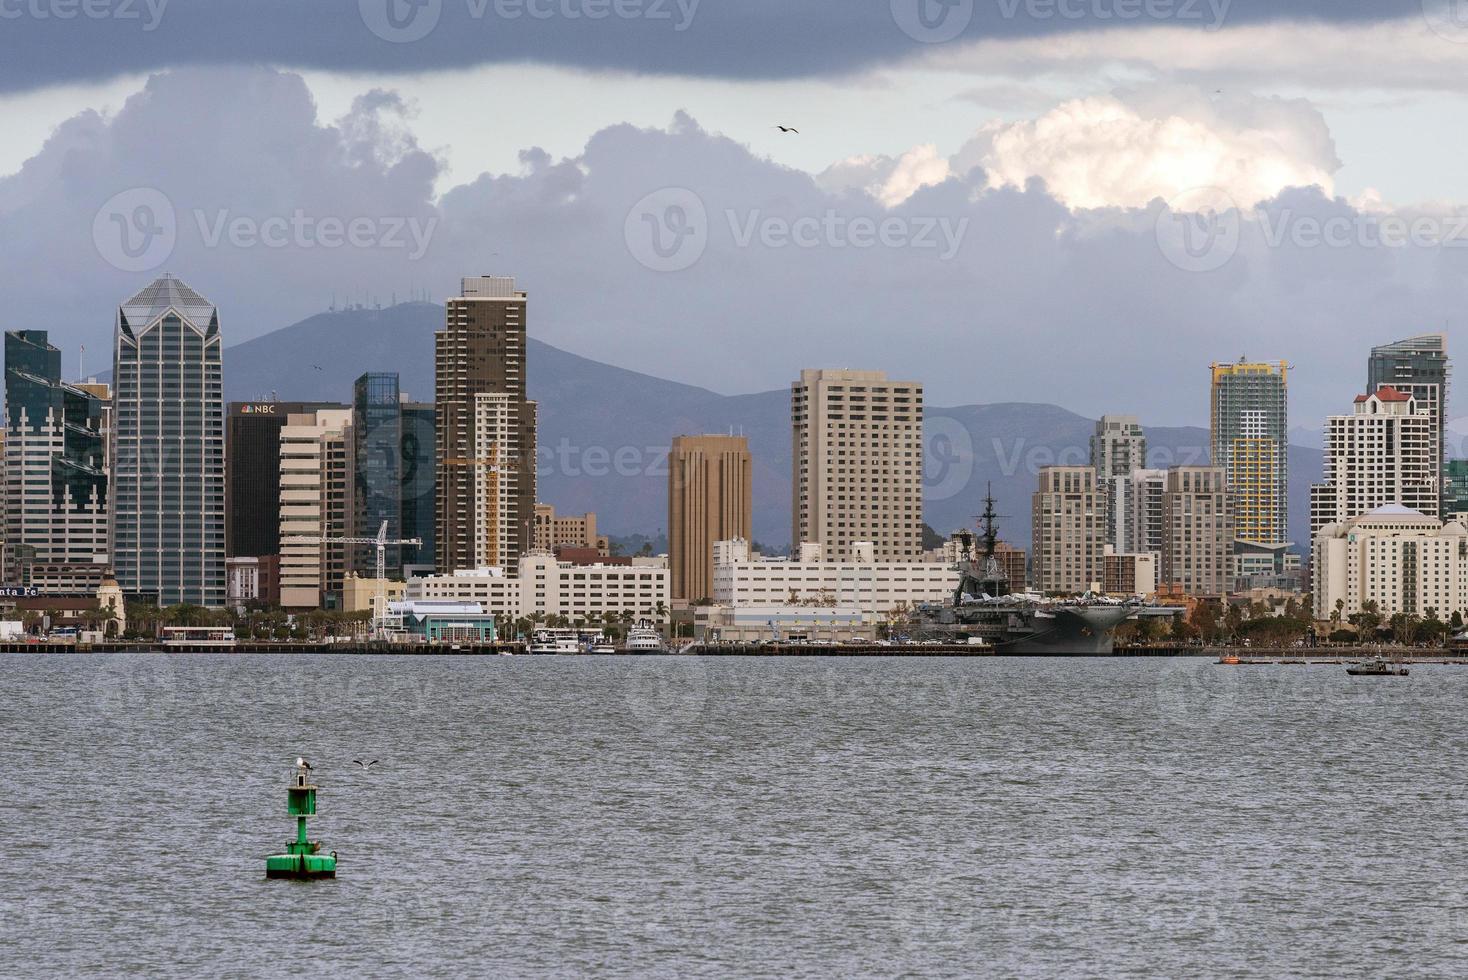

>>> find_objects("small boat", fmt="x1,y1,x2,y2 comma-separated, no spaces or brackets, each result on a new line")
1347,658,1410,677
590,643,616,655
1218,654,1241,665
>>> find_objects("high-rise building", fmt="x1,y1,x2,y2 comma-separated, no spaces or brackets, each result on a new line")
533,504,608,555
669,434,753,604
226,401,343,559
1160,466,1233,597
3,331,110,590
1124,468,1167,557
400,400,436,578
1031,466,1106,595
279,408,353,609
1309,386,1439,537
1446,460,1468,519
1314,506,1463,620
1090,415,1146,477
353,372,404,577
791,369,923,562
1368,334,1448,504
1210,360,1289,548
436,277,536,573
112,276,225,606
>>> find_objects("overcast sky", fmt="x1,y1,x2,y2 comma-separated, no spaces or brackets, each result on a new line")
2,0,1467,430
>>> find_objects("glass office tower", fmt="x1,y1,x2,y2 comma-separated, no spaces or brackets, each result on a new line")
112,275,225,606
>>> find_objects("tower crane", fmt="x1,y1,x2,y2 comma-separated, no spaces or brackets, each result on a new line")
312,521,423,638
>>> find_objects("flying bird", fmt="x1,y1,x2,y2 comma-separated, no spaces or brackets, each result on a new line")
312,365,324,371
353,759,379,770
774,125,799,134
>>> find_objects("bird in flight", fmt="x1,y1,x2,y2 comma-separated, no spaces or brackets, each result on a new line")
353,759,379,770
774,125,799,134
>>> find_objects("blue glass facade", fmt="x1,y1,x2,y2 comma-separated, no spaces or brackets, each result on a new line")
351,372,436,577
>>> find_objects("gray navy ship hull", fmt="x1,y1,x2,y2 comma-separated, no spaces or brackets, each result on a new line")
915,604,1134,655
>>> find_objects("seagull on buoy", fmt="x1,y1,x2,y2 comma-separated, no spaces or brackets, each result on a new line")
352,759,378,770
296,757,313,771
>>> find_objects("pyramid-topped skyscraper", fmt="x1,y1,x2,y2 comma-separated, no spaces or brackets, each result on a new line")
112,274,225,607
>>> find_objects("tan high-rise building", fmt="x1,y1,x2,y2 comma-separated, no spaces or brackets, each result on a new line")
533,504,608,555
1031,466,1107,594
669,435,753,603
279,408,354,609
791,369,923,562
1160,466,1233,598
436,276,537,574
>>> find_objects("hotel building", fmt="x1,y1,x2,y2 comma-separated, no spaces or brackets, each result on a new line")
1309,386,1439,537
791,369,923,563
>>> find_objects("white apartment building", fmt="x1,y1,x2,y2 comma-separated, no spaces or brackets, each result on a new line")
279,408,353,608
1309,386,1440,538
790,368,924,562
405,553,670,623
712,538,958,615
1313,506,1468,620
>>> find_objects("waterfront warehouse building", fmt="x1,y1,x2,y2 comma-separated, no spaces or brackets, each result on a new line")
405,553,669,624
112,276,225,607
791,369,924,563
1312,506,1468,620
712,538,957,614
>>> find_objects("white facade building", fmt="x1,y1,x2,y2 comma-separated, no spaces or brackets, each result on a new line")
712,538,958,615
1310,386,1440,538
405,553,670,623
279,408,353,608
1312,506,1468,620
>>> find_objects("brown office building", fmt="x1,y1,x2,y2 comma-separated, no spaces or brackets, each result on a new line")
436,276,537,573
669,434,753,603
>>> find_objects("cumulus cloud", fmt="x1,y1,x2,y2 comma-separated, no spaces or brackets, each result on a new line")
0,65,1465,432
954,89,1338,209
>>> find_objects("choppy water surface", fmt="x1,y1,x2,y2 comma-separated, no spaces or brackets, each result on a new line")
3,654,1468,978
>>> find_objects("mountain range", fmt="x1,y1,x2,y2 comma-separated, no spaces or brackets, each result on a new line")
219,302,1324,552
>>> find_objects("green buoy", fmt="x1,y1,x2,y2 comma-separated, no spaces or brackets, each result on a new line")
265,758,338,880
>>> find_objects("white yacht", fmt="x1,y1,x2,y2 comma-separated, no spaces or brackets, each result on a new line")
624,620,666,654
527,629,584,655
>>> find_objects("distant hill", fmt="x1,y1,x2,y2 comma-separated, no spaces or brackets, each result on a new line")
218,302,1322,551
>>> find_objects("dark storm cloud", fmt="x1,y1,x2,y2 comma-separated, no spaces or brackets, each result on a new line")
5,65,1467,430
0,0,1429,94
